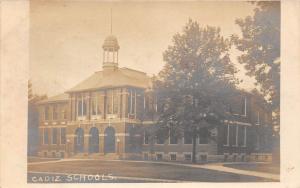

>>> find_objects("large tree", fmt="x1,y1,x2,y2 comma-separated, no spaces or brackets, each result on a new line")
232,2,280,127
154,19,238,163
28,80,47,156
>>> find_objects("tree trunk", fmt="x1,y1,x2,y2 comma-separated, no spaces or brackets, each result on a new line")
192,133,197,163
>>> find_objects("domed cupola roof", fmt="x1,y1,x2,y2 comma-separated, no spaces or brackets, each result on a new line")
102,35,120,50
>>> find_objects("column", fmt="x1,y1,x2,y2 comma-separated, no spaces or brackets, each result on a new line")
122,89,128,119
99,133,105,153
86,93,90,120
84,134,90,153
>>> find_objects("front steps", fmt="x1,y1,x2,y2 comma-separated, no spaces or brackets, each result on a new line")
70,153,121,160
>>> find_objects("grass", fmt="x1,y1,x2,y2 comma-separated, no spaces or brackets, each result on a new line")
223,163,280,174
28,160,275,182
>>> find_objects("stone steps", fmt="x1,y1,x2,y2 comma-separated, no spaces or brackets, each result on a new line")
71,153,120,160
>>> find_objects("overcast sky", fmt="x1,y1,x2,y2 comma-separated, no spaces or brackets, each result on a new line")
30,1,256,97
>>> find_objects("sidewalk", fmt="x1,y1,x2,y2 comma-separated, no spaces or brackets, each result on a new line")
198,163,280,181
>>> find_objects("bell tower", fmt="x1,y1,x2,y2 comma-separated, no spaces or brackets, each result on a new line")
102,9,119,71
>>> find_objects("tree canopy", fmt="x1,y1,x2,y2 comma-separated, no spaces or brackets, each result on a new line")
153,19,238,162
232,2,280,125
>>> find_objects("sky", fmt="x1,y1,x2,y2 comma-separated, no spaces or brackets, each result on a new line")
30,1,256,97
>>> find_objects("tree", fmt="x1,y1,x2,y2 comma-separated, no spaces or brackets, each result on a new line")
232,2,280,128
154,19,238,163
28,80,47,156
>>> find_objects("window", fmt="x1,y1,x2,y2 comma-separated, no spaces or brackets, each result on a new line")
156,134,164,144
91,91,104,116
106,90,113,114
61,107,67,120
77,94,87,116
238,126,245,146
224,125,229,146
60,152,64,158
113,89,119,114
52,152,56,158
144,153,149,160
243,127,247,147
242,97,247,116
53,105,58,120
229,125,236,146
224,154,228,162
184,154,192,161
128,89,136,115
43,129,49,144
44,106,49,121
144,130,149,145
156,154,163,161
170,154,177,161
199,128,209,144
200,154,207,162
256,111,260,125
169,129,178,144
184,130,192,144
52,128,58,144
60,128,66,144
106,89,120,115
44,152,47,157
91,92,102,116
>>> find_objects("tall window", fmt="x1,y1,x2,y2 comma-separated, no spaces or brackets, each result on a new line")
128,89,136,115
224,125,229,146
77,94,87,116
113,89,119,114
238,126,245,146
53,105,58,120
184,130,192,144
242,97,247,116
61,107,67,120
43,129,49,144
169,129,178,144
144,130,149,144
91,92,103,116
44,106,49,120
60,128,66,144
106,90,113,114
199,128,209,144
52,128,58,144
229,125,237,146
156,134,164,144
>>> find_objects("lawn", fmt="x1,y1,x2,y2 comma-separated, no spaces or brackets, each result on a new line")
223,163,280,174
28,160,274,182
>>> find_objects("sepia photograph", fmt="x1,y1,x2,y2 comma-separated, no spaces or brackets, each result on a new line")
25,0,282,183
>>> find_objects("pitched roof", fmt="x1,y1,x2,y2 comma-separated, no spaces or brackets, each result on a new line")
37,93,69,104
67,67,152,93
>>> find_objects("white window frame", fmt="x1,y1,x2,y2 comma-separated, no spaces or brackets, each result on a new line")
224,124,230,146
234,125,239,147
256,111,260,125
77,94,86,117
243,97,247,117
169,152,177,161
243,126,247,147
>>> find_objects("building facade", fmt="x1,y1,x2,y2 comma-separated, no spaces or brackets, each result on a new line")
36,34,273,162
